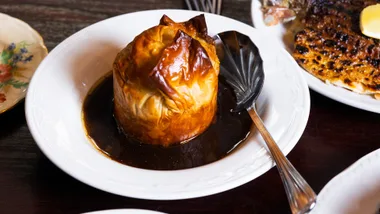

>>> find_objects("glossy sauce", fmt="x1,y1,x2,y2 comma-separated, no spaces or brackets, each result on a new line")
82,74,252,170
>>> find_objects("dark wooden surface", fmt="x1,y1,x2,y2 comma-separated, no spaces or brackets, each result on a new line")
0,1,379,214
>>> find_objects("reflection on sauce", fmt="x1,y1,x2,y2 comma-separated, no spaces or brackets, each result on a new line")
82,73,252,170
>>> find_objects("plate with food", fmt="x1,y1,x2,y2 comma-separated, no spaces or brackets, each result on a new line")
0,13,48,114
310,148,380,214
25,9,310,200
251,0,380,114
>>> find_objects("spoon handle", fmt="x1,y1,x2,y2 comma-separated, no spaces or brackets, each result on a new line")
248,107,317,214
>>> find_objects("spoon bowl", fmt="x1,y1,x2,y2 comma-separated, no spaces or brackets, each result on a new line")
214,31,264,112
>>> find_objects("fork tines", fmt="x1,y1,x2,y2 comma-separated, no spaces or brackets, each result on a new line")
185,0,222,15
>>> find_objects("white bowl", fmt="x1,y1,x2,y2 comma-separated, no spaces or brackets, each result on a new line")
25,9,310,200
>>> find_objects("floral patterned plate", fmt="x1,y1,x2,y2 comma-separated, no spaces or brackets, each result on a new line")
0,13,48,114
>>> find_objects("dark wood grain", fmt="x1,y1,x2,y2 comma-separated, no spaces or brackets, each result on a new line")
0,1,379,214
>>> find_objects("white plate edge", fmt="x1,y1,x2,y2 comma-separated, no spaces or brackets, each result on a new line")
311,148,380,213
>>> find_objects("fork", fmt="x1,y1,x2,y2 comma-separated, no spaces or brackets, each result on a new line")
185,0,223,15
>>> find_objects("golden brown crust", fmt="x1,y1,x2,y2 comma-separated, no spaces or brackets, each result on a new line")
293,0,380,98
113,14,220,146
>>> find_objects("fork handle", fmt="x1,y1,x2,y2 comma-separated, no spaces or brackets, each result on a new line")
248,107,317,214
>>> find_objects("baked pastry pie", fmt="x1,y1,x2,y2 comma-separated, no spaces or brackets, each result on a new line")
113,14,220,146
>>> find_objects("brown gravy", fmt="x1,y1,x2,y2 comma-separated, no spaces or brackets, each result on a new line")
82,73,252,170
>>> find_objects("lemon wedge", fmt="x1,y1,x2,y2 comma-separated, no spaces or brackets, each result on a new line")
361,4,380,39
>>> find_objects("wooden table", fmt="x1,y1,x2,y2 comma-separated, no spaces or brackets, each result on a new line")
1,1,379,213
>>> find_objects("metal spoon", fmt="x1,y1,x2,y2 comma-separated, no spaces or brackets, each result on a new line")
214,31,317,214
